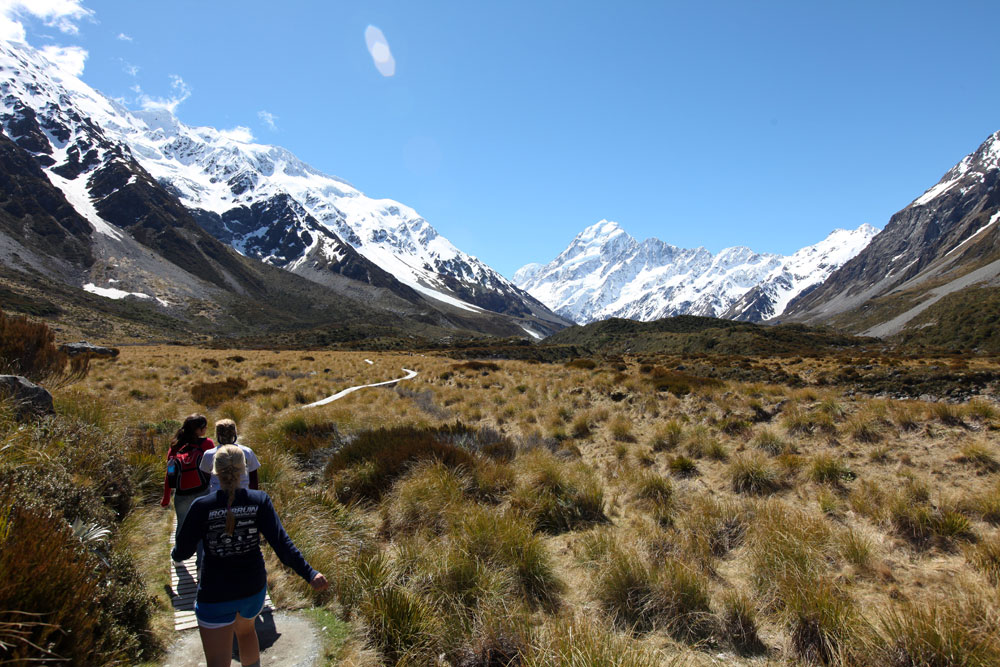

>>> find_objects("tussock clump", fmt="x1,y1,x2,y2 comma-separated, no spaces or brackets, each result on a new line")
326,425,476,502
452,507,563,607
609,414,634,442
720,590,765,656
809,454,856,485
966,534,1000,587
962,480,1000,524
523,615,661,667
888,478,974,546
729,453,782,495
868,594,1000,666
929,401,966,427
751,427,790,455
565,358,597,370
381,462,466,535
957,441,1000,472
510,451,606,533
668,455,698,477
650,419,683,452
845,414,882,443
352,553,440,664
632,470,674,524
592,547,713,640
679,495,752,566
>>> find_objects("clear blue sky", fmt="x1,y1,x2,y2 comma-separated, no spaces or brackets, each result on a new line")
13,0,1000,277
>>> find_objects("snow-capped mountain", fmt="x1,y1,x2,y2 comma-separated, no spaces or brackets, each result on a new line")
0,40,567,336
784,129,1000,337
514,221,878,324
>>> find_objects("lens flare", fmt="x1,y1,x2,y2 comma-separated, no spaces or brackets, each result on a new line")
364,25,395,77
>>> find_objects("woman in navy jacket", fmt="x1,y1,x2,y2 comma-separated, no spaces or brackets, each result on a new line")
172,444,328,667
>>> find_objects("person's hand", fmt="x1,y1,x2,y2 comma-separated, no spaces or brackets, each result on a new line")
310,572,328,592
160,498,170,508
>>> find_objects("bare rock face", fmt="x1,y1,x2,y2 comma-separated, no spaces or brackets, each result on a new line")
0,375,54,419
59,341,120,359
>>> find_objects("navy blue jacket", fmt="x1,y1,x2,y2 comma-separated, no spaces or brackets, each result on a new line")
171,488,317,603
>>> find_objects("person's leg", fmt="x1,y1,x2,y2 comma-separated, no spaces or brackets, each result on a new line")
233,613,260,666
199,623,235,667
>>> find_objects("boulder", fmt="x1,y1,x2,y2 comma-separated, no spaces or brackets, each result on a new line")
59,341,119,359
0,375,54,419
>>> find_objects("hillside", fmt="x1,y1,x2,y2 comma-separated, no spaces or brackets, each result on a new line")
544,315,872,356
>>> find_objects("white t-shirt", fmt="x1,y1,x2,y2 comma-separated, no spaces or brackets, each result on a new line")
199,443,261,492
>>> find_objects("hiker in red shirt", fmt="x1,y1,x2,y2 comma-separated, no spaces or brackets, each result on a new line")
161,414,215,572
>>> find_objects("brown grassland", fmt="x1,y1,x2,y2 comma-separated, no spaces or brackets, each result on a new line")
4,337,1000,665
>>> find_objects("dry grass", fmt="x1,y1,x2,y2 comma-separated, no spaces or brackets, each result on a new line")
43,345,1000,665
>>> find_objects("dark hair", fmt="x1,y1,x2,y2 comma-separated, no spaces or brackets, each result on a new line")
171,414,208,450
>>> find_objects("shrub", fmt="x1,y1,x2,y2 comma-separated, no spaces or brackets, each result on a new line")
454,361,501,373
729,454,781,495
565,358,597,370
0,491,154,663
647,370,723,396
190,376,248,406
327,425,476,502
0,308,89,387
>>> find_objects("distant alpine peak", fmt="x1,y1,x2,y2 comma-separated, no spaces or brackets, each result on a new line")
515,223,879,324
577,219,626,243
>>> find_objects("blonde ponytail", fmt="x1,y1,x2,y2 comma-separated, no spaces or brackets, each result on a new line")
212,444,246,535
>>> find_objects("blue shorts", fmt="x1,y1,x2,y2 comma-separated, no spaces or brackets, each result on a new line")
194,588,266,629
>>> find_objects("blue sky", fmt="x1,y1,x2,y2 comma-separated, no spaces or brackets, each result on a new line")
8,0,1000,277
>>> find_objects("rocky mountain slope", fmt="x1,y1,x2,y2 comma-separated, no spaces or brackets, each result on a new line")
514,220,876,324
782,130,1000,339
0,41,567,339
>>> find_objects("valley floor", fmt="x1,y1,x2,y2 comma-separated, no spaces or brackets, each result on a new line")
6,345,1000,665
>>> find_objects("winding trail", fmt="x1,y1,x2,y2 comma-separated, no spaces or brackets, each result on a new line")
300,367,418,409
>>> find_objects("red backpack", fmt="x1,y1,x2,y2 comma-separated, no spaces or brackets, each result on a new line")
166,442,211,494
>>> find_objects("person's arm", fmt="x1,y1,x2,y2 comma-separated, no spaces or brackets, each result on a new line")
249,470,259,490
256,494,320,585
170,500,204,562
245,447,261,490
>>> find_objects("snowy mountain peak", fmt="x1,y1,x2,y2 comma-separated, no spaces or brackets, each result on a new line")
515,222,879,324
0,39,565,330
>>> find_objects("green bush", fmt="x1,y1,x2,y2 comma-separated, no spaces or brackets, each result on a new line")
190,376,248,406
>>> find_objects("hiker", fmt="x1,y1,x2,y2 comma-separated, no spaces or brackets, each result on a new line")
161,414,215,569
172,445,328,667
201,419,260,491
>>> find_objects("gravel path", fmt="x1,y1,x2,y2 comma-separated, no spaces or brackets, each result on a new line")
301,367,418,409
163,610,321,667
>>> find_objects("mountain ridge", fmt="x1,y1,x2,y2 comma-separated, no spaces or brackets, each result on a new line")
514,220,877,325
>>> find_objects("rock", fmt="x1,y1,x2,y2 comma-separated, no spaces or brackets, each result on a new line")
0,375,54,419
59,341,119,359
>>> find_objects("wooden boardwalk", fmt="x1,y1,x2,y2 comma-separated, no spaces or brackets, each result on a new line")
170,516,272,632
